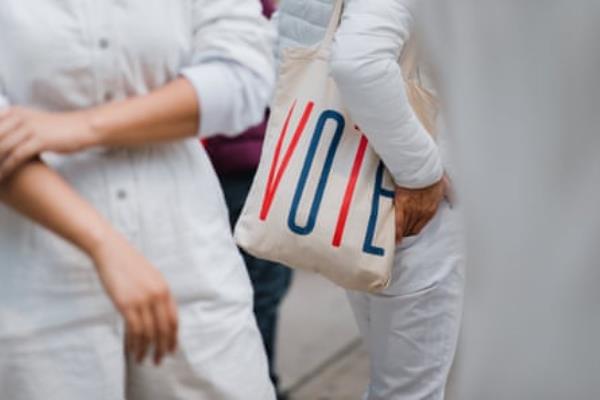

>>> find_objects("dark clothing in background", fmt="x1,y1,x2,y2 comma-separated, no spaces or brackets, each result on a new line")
204,119,266,176
218,171,292,391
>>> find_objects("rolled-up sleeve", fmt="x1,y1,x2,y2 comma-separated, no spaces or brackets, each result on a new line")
180,0,276,138
330,0,443,189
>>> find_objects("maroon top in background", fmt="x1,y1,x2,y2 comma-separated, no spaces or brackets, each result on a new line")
261,0,276,18
204,0,275,176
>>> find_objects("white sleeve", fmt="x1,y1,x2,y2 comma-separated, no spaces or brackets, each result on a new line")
330,0,443,189
180,0,276,138
0,88,8,108
271,10,281,66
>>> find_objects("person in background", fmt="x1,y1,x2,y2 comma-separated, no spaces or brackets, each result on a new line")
275,0,464,399
419,1,600,399
0,1,276,399
205,2,292,399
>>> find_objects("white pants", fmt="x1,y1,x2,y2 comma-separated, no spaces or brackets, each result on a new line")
0,299,275,400
347,202,464,400
0,143,275,400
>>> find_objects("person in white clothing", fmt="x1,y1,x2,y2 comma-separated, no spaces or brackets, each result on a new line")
275,0,464,399
0,1,276,399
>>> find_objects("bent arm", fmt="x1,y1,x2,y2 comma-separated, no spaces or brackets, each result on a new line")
89,0,274,147
88,78,200,148
1,90,110,250
0,161,181,364
0,160,112,257
330,0,443,189
0,1,274,173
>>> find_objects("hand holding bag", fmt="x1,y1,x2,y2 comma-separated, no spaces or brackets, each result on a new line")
234,0,396,293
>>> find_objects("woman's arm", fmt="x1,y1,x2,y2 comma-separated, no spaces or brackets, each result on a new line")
331,0,443,188
0,0,274,178
0,79,199,179
0,161,178,365
1,161,109,253
89,78,200,147
330,0,446,240
331,0,443,190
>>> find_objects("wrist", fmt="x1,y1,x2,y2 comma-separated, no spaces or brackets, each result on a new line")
84,108,111,148
396,175,444,193
80,221,117,262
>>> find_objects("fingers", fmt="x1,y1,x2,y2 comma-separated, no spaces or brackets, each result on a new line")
152,302,169,365
137,306,155,363
152,286,178,365
395,196,439,240
0,135,40,180
124,308,143,361
95,235,179,368
0,110,40,180
123,288,178,366
403,207,418,237
410,206,437,236
395,200,405,245
152,294,178,365
0,125,29,159
167,295,179,353
411,179,447,235
0,107,50,180
0,111,25,159
0,112,23,142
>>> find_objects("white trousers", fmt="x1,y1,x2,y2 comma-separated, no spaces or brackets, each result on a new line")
0,299,275,400
347,202,464,400
0,143,275,400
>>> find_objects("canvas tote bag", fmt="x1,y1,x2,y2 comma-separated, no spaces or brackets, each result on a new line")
234,0,396,293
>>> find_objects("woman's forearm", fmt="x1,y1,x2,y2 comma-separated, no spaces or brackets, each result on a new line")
0,160,112,256
0,68,271,179
88,78,200,148
0,79,199,180
0,160,180,362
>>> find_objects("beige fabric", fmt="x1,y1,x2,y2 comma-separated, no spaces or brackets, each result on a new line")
400,37,439,137
235,0,395,293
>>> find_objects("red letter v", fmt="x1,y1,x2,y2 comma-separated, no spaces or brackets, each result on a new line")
260,100,314,221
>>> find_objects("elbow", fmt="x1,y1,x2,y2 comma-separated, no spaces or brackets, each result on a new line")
330,39,392,91
221,68,274,137
184,62,274,139
329,46,364,89
330,36,362,88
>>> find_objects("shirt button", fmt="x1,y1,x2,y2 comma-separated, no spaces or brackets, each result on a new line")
99,38,110,49
116,189,127,200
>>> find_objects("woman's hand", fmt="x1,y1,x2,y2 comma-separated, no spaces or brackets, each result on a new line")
0,106,96,180
89,232,179,365
0,159,178,365
394,174,452,245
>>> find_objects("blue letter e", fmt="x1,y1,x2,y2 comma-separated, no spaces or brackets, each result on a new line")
363,162,394,256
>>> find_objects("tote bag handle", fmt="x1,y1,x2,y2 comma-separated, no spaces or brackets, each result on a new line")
319,0,345,52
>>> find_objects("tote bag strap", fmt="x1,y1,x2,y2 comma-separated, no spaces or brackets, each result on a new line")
319,0,344,53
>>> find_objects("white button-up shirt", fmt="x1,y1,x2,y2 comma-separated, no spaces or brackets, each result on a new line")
0,0,275,136
0,0,274,339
